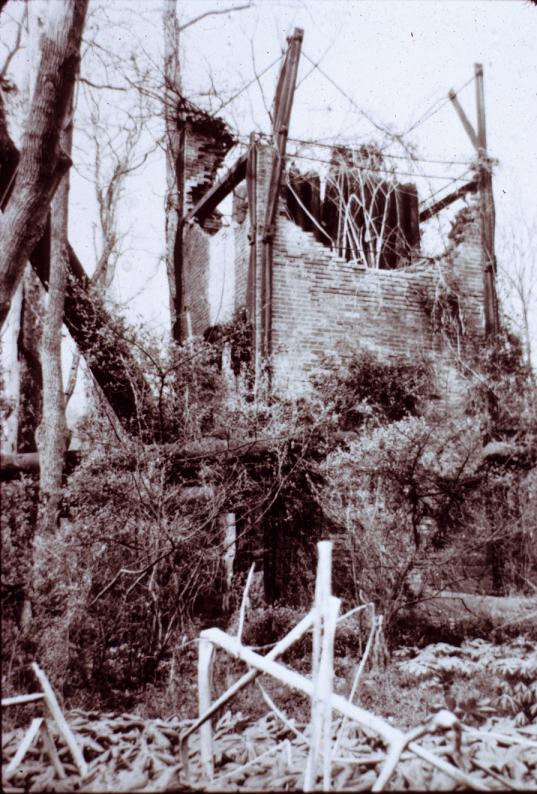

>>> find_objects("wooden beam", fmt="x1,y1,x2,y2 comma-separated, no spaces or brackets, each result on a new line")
0,450,82,482
261,28,304,362
0,436,279,481
0,430,366,481
419,179,478,223
475,63,499,337
448,89,479,152
184,153,247,226
475,64,488,152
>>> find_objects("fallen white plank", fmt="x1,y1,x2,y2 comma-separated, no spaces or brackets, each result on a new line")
31,663,88,777
5,718,44,779
2,693,45,707
201,627,402,745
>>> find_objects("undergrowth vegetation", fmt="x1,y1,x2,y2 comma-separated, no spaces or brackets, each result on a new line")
398,637,537,727
1,329,536,721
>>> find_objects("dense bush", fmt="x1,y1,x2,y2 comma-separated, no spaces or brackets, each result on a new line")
311,350,430,431
319,416,486,628
314,343,536,635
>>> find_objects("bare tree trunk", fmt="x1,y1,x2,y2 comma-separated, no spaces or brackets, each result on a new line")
0,0,88,328
163,0,185,344
37,92,74,534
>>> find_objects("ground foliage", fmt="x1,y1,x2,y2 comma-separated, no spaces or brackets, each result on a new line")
2,703,536,791
398,636,537,727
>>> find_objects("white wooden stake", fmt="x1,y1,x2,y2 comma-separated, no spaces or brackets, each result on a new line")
304,540,332,791
334,603,376,757
198,636,215,780
223,512,236,591
185,307,193,341
31,663,88,777
321,596,340,792
237,562,255,642
39,720,67,779
312,541,332,678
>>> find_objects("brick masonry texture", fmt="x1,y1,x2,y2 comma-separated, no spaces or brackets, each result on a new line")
183,224,210,336
269,208,484,398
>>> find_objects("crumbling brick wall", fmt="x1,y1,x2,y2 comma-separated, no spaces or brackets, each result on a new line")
182,224,210,336
231,145,485,406
183,110,235,221
180,107,236,336
269,204,483,398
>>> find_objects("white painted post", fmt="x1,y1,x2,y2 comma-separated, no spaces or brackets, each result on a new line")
304,540,332,791
185,307,193,340
321,596,340,791
198,636,215,780
223,512,236,609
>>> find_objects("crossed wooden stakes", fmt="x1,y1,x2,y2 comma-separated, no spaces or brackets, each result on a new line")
180,540,489,792
2,662,88,783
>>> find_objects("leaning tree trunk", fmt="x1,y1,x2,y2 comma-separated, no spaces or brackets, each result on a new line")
1,136,156,438
163,0,185,344
0,0,88,328
0,1,158,438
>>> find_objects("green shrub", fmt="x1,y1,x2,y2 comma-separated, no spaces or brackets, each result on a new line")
312,350,430,431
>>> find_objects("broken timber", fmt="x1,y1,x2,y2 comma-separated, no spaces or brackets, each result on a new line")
448,65,499,337
261,28,303,362
184,152,247,227
474,62,500,337
419,178,478,223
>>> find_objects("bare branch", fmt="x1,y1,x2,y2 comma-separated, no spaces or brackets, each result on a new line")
78,75,127,92
0,0,28,80
249,36,272,124
179,2,252,33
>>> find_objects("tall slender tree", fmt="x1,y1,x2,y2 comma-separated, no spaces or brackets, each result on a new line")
162,0,184,344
